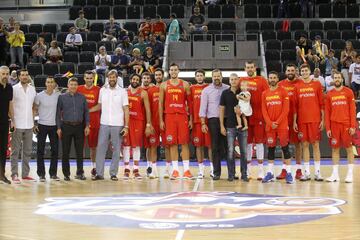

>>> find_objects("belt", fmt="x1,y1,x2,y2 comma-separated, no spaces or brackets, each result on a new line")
63,121,83,126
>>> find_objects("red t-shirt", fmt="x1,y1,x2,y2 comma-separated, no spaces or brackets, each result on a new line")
294,80,324,124
239,76,269,123
140,22,152,37
190,84,208,123
261,87,290,131
152,22,166,36
279,78,302,126
325,86,356,131
128,88,145,120
77,85,100,129
164,79,187,114
148,85,160,127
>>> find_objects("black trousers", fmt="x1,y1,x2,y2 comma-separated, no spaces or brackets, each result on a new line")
0,123,9,178
36,124,59,177
208,118,226,177
61,124,84,177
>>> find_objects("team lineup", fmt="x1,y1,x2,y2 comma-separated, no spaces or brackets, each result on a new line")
0,60,356,184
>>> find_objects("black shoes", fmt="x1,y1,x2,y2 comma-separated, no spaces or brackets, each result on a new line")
146,167,152,177
64,176,71,181
0,177,11,184
212,175,220,180
92,175,104,181
50,175,60,181
75,174,86,180
39,176,46,182
110,175,118,181
227,177,234,182
241,176,250,182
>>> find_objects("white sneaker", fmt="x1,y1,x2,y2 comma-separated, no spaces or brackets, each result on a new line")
149,172,158,179
163,169,170,179
11,175,21,184
197,173,204,179
257,172,264,181
209,170,214,178
345,172,353,183
326,174,340,182
314,172,324,182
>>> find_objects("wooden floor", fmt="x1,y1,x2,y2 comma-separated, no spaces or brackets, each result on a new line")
0,163,359,240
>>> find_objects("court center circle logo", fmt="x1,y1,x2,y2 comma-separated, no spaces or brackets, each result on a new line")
36,192,345,229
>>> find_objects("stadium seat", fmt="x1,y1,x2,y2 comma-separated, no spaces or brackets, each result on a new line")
25,33,38,43
97,5,111,19
338,21,352,31
271,4,279,18
262,31,276,41
55,75,68,88
331,39,346,50
84,5,97,20
347,4,359,18
281,39,296,50
90,23,104,33
309,20,323,31
69,6,82,20
82,41,97,52
290,21,304,31
321,39,330,48
144,5,157,19
326,30,341,41
207,5,221,18
131,0,144,5
27,63,43,77
127,5,141,19
20,24,29,33
294,31,308,41
73,0,86,6
258,0,271,4
266,39,281,50
318,4,331,18
114,0,126,4
80,51,95,62
61,23,75,32
29,24,42,34
78,63,95,74
350,39,360,50
310,30,324,40
289,3,301,18
87,31,102,42
158,0,171,4
222,4,236,18
265,50,280,61
59,62,76,74
258,5,271,18
157,5,171,19
207,21,221,33
244,5,257,18
100,0,113,5
123,22,138,34
87,0,100,6
97,41,113,51
276,31,291,41
64,52,79,63
39,32,53,43
260,21,274,31
145,0,158,5
43,24,58,35
245,21,259,32
267,61,282,72
171,5,184,18
342,30,356,41
113,6,127,19
222,21,236,34
324,21,337,31
176,0,185,5
56,32,68,43
34,75,47,88
281,49,296,61
243,0,256,3
333,4,346,18
43,63,59,76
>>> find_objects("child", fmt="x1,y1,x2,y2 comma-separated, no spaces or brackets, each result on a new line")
236,81,252,130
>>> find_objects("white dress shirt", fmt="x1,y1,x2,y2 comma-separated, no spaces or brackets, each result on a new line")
98,85,128,126
12,83,36,129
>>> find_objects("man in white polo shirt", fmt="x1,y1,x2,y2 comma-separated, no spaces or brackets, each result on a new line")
10,69,36,184
93,70,129,181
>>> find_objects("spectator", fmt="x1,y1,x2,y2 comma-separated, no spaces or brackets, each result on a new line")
31,36,47,63
312,35,328,68
6,17,15,32
147,33,164,57
356,25,360,39
47,40,63,63
324,49,339,77
143,47,160,73
349,54,360,98
133,34,147,55
324,68,337,92
168,14,180,42
103,17,127,42
64,27,83,52
129,48,144,74
296,34,313,66
94,46,111,76
8,70,18,86
7,22,25,68
139,17,153,39
117,36,133,55
111,47,130,75
340,41,357,87
188,7,208,33
0,17,9,65
205,0,218,5
310,67,325,90
152,15,166,39
74,10,89,32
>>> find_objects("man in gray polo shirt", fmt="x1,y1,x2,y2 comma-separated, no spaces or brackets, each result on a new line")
34,76,60,182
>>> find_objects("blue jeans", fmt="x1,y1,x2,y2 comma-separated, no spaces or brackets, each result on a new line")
10,47,24,67
226,128,248,179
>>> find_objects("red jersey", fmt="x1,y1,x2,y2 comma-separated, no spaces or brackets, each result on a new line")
127,88,145,120
279,78,302,125
164,79,187,114
77,85,100,129
148,85,160,126
239,76,269,122
152,22,166,36
325,87,356,131
262,87,290,131
190,84,208,123
140,22,152,37
294,80,324,124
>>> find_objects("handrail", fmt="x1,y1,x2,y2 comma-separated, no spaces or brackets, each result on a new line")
162,34,170,78
259,32,267,77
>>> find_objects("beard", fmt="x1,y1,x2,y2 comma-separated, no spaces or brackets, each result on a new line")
269,81,277,87
131,82,140,88
109,81,117,87
287,74,295,80
335,82,342,88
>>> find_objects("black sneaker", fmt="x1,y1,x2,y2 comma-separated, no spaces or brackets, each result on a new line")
212,175,220,180
234,176,239,180
241,176,250,182
75,174,86,180
146,167,152,177
39,176,46,182
0,177,11,184
110,175,118,181
50,175,60,181
64,176,70,181
227,177,234,182
92,175,104,181
91,168,96,177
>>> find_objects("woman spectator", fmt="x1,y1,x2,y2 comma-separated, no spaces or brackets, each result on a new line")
46,40,63,63
143,47,160,73
31,36,47,63
340,41,357,87
7,22,25,67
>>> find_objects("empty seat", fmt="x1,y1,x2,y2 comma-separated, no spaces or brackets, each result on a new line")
246,21,259,32
339,21,352,31
59,62,76,74
265,50,280,61
56,32,68,43
294,31,308,40
262,31,276,41
114,0,126,4
333,4,346,18
260,21,274,31
290,21,304,31
123,22,138,34
84,5,97,20
64,52,79,63
258,5,271,18
82,41,97,52
34,75,47,88
222,21,236,33
145,0,158,4
331,39,346,50
78,63,95,74
29,24,43,34
324,21,337,31
131,0,144,4
267,61,282,73
79,32,87,41
274,20,283,31
321,39,330,49
347,4,359,18
80,51,95,62
350,39,360,50
157,5,171,19
288,3,301,18
281,50,296,61
143,5,157,18
61,23,75,32
97,41,113,51
127,5,141,19
20,24,29,33
309,20,323,31
310,30,324,40
69,6,82,20
87,0,100,5
281,39,296,50
27,63,43,77
327,30,341,40
207,21,221,33
244,5,257,18
25,33,37,43
100,0,113,5
158,0,171,4
208,5,221,18
277,31,291,41
266,39,281,50
43,24,57,34
171,5,184,18
318,4,331,18
73,0,86,5
87,31,102,42
90,23,104,33
113,6,127,19
39,32,53,43
97,5,111,19
43,63,59,76
342,30,356,41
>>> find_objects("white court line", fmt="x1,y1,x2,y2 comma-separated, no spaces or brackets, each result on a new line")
175,178,201,240
0,234,38,240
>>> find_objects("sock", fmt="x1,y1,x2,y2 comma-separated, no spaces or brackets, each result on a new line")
267,163,274,174
133,162,139,170
333,164,339,176
258,163,264,176
147,161,151,168
152,164,158,175
123,146,131,170
247,144,253,161
296,164,301,170
92,162,96,168
247,163,251,175
172,161,179,171
166,161,171,170
348,164,354,174
286,165,291,174
304,162,310,174
256,144,264,160
314,161,320,174
210,161,214,172
199,163,204,175
183,160,190,171
282,163,286,170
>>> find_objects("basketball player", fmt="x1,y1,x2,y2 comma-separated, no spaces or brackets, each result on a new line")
123,73,153,179
240,60,269,180
261,71,293,184
159,63,194,180
278,63,303,180
293,64,324,181
325,71,356,183
190,69,212,179
77,70,100,179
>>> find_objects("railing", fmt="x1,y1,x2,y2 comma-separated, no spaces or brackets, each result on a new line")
162,34,170,78
259,32,267,77
6,0,70,8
